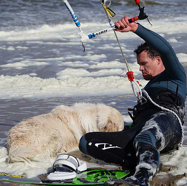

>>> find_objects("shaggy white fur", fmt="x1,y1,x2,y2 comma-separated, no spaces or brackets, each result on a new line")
7,103,124,163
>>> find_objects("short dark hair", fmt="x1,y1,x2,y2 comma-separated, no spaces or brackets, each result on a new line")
134,42,160,59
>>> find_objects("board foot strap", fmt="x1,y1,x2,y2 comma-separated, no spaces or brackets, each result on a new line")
47,154,87,181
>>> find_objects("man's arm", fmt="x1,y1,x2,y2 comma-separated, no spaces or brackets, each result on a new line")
115,16,186,81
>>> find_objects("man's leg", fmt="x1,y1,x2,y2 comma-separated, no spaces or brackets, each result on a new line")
125,112,181,186
79,131,137,169
105,111,182,186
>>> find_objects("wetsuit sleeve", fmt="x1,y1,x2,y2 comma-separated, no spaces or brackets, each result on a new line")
134,24,186,81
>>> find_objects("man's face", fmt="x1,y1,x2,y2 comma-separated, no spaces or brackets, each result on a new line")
137,51,160,80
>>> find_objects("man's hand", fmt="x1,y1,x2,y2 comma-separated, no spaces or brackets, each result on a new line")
115,16,138,33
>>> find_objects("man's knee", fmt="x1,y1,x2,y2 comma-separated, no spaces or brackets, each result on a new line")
134,130,157,147
79,135,89,155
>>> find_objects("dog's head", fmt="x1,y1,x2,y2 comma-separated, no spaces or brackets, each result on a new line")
96,104,124,132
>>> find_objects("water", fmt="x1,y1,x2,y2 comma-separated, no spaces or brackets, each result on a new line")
0,0,187,185
0,0,187,30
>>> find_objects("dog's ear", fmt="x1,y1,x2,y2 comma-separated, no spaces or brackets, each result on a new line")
101,120,118,132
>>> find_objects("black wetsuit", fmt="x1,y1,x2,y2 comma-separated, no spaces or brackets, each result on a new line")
79,24,186,185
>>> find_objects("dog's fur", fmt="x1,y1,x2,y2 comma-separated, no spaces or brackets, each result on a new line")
7,103,124,163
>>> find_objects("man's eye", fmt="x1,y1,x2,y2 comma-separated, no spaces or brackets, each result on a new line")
141,63,146,66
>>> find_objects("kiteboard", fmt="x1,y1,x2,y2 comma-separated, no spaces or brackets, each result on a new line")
0,169,130,185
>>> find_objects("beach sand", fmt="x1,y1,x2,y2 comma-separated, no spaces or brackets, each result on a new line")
0,94,187,186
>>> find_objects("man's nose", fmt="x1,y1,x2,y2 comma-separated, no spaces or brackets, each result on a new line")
139,65,143,71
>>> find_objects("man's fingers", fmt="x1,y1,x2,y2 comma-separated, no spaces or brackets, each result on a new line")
121,17,129,27
115,16,137,32
119,20,124,27
115,22,121,28
115,17,130,29
115,20,126,28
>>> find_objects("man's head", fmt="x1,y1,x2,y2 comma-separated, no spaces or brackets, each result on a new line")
134,42,165,80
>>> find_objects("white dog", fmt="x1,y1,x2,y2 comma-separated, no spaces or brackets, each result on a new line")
7,103,124,163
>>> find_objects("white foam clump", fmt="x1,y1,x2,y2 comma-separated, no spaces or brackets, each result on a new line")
59,61,89,68
90,61,126,69
177,177,187,186
142,20,187,35
7,46,15,51
168,38,178,43
0,74,146,99
57,68,125,79
65,54,107,61
160,146,187,185
0,147,55,178
1,60,48,69
162,147,187,174
123,114,133,124
177,53,187,63
0,24,74,41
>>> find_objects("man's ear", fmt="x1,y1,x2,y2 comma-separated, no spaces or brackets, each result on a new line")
156,56,162,65
156,56,165,71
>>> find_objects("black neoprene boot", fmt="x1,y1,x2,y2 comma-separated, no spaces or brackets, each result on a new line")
104,142,160,186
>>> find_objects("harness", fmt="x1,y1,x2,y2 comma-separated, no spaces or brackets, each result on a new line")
129,90,185,122
128,89,185,147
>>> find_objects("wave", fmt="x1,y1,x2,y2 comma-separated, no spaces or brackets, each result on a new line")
111,0,179,6
0,18,187,42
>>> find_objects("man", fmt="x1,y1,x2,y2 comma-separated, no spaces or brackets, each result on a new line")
79,16,186,186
